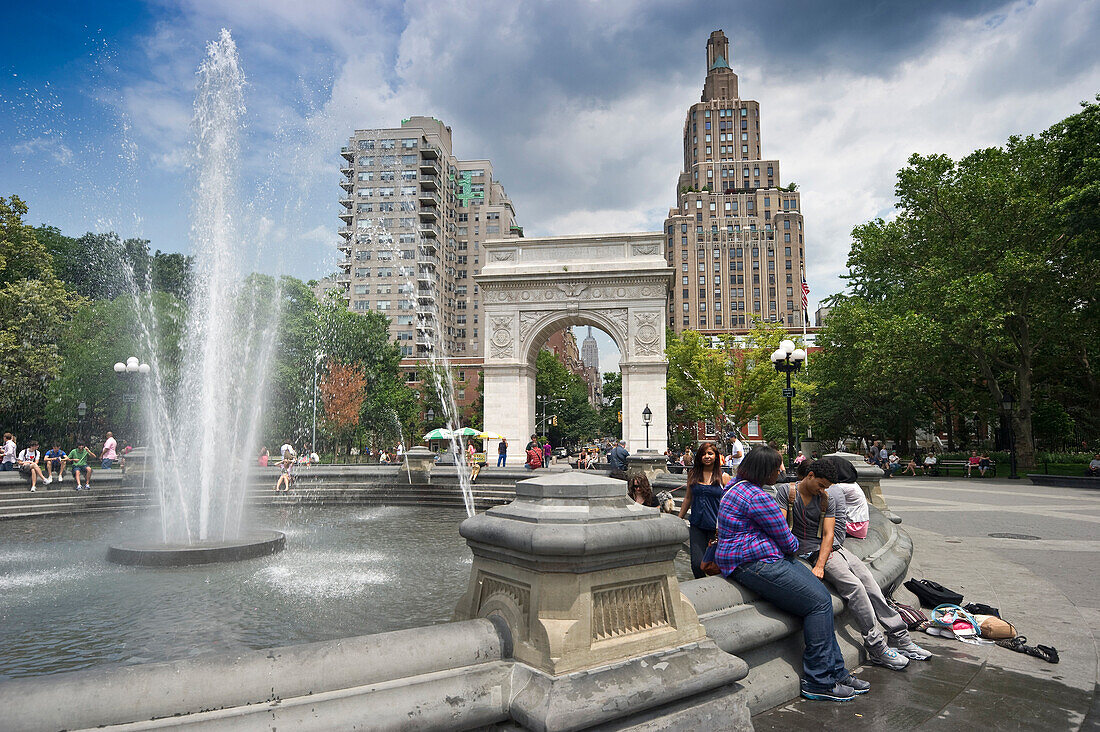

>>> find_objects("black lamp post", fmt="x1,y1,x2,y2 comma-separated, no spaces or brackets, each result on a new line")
1001,392,1018,479
642,404,653,449
77,401,87,440
770,339,807,468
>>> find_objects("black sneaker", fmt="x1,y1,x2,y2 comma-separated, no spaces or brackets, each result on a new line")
840,674,871,694
800,681,857,702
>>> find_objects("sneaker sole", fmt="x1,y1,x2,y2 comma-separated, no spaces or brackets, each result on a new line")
801,690,856,702
894,649,932,660
869,657,909,670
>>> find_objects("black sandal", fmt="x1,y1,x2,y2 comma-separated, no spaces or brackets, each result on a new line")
996,635,1059,664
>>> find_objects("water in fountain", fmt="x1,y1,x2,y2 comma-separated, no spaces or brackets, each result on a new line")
143,29,281,544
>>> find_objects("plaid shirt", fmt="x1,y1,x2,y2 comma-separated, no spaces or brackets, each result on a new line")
714,479,799,575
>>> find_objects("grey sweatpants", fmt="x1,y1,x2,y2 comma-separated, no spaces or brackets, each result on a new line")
823,545,910,651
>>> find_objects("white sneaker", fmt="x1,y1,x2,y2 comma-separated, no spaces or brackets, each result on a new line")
29,486,37,492
868,645,910,670
44,476,52,485
58,475,64,482
892,638,933,660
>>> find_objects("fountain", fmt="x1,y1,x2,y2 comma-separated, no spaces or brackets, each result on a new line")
107,29,284,566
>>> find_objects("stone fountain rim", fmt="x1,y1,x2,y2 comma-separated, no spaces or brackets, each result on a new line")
107,530,286,567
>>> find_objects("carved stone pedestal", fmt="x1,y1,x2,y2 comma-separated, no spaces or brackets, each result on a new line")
403,446,435,482
626,449,669,482
455,472,750,731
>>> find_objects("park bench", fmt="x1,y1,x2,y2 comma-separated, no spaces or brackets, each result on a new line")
933,459,997,477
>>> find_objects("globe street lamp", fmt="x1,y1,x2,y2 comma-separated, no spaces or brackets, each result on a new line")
642,404,653,449
113,356,150,442
770,339,807,468
1001,392,1019,479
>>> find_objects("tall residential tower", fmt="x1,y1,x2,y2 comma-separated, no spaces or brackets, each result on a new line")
664,30,806,335
337,116,522,370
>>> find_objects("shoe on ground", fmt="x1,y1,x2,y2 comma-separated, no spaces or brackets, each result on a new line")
58,475,64,482
800,681,857,702
29,486,36,492
44,477,52,485
868,645,910,670
892,637,933,660
839,674,871,694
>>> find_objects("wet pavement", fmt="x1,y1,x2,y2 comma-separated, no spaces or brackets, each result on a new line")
753,475,1099,730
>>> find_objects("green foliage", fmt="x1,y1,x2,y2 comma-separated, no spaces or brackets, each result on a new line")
820,99,1100,465
535,349,600,446
598,371,622,438
666,321,790,447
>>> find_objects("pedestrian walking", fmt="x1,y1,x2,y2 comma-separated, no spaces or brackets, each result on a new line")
1,433,15,471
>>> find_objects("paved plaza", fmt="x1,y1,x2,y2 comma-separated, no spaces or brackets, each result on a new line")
755,475,1100,730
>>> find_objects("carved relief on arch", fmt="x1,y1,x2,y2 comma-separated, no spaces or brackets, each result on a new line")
489,315,515,359
633,311,662,356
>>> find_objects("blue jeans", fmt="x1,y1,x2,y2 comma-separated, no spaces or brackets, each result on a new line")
0,462,12,471
732,556,847,690
497,454,506,467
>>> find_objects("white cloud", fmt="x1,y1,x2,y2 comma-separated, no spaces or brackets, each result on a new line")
11,136,74,165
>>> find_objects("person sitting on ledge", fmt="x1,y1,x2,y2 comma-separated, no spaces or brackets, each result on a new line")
901,456,918,476
1087,455,1100,477
783,459,931,670
714,446,867,702
524,443,543,471
922,452,938,476
627,472,659,508
17,441,45,492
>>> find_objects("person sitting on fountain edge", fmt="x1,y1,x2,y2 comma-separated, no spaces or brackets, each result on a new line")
781,459,931,669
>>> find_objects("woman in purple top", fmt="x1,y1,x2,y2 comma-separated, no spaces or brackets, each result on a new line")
715,446,864,703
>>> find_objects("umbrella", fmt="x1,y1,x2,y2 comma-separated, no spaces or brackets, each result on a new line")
454,427,481,438
422,428,454,441
477,431,505,440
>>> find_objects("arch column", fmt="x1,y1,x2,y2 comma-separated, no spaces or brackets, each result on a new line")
621,361,668,454
482,363,536,464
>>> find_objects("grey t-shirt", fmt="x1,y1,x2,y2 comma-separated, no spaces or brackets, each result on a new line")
785,485,846,554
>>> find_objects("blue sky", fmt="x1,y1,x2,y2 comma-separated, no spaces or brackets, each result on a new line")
3,0,1099,374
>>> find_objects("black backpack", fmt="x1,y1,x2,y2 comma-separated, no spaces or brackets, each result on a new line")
904,578,964,609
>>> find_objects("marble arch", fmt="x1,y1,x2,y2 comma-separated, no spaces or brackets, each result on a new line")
476,232,673,455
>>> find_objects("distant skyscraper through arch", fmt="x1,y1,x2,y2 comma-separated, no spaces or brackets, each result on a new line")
581,326,599,370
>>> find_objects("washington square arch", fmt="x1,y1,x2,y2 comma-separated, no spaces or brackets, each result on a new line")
476,232,672,455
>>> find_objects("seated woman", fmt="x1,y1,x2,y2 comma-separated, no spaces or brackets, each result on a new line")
714,446,865,702
978,452,992,477
627,472,659,507
901,456,918,476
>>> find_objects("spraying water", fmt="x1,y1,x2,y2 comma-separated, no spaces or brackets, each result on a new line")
145,29,280,543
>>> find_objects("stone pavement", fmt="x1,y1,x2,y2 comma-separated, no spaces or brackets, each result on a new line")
754,475,1099,730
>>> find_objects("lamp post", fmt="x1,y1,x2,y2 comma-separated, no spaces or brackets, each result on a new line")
1001,392,1019,479
112,357,150,442
770,339,807,468
77,401,87,440
642,404,653,449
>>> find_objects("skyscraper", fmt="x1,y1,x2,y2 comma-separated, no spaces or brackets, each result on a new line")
580,326,599,370
337,116,522,375
664,30,807,335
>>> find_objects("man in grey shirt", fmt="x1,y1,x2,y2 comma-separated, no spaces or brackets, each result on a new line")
782,460,930,669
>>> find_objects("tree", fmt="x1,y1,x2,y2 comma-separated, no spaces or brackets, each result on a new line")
320,360,366,453
827,99,1100,464
665,322,789,450
598,371,622,439
0,197,82,440
535,349,600,447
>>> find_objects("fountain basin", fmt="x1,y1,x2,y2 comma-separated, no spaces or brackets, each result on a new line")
107,530,286,567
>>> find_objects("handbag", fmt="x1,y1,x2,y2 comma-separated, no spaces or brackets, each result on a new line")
700,538,722,576
974,614,1017,640
904,578,964,608
887,597,928,631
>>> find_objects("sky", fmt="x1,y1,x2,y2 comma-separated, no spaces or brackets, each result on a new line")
3,0,1099,375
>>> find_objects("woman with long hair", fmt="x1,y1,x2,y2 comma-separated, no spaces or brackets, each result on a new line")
678,442,732,579
627,472,659,507
713,446,862,702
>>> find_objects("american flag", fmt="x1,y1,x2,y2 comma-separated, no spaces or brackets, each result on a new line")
801,277,810,312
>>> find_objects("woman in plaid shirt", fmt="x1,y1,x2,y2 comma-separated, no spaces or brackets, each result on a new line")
714,446,865,703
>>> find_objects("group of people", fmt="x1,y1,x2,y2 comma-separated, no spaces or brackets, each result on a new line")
868,442,996,478
523,435,553,470
2,432,122,491
258,442,319,492
667,441,932,702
